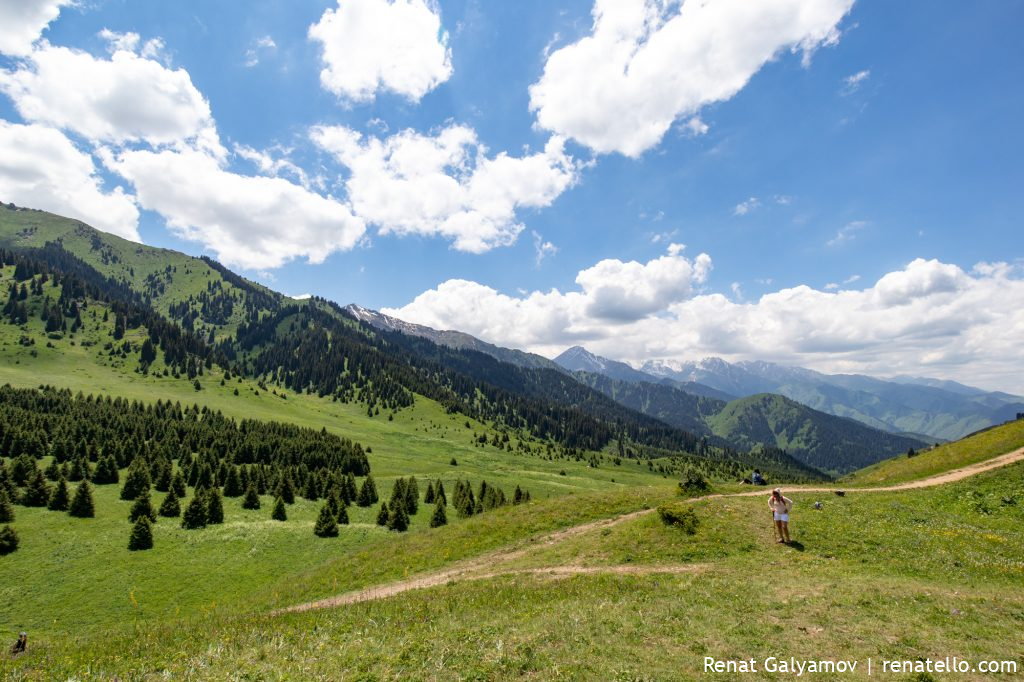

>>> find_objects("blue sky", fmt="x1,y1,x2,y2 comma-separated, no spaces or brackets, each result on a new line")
1,0,1022,391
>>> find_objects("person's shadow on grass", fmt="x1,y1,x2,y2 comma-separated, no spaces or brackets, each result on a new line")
786,541,805,551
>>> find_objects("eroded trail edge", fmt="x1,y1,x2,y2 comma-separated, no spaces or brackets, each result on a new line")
278,446,1024,614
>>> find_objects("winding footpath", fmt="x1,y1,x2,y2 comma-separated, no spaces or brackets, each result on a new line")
279,446,1024,614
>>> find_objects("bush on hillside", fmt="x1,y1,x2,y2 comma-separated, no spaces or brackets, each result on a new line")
0,525,18,555
657,504,700,534
677,470,711,497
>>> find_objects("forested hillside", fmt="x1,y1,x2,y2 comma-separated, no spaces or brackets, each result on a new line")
706,394,926,475
0,204,820,481
574,372,926,474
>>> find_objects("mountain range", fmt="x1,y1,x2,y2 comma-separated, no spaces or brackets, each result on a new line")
635,356,1022,441
0,202,825,482
5,203,1015,477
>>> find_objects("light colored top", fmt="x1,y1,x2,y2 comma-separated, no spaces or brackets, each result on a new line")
768,495,792,514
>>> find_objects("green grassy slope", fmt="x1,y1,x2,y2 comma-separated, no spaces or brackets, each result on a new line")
5,457,1021,680
843,418,1024,487
0,203,280,337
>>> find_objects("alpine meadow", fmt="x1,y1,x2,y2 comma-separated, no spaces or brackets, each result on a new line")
1,1,1023,680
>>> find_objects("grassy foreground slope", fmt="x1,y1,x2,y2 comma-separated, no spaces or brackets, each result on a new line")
4,454,1022,679
843,418,1024,487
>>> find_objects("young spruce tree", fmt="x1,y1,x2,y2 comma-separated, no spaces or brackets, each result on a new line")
387,502,410,532
429,498,447,528
158,489,181,518
120,459,151,501
47,476,70,511
357,475,378,507
313,504,338,537
271,496,287,521
181,492,208,529
0,488,15,523
242,483,261,510
206,488,224,524
127,516,154,551
22,469,52,507
0,525,18,555
129,491,157,523
68,481,95,518
375,500,389,526
404,477,419,515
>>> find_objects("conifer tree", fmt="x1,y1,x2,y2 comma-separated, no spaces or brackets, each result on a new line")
429,498,447,528
389,478,407,514
158,489,181,518
271,496,287,521
387,502,409,532
48,476,70,511
0,488,15,523
120,459,151,500
67,457,85,482
0,525,18,555
275,474,296,504
376,500,389,526
357,475,378,507
313,504,339,537
195,463,214,490
181,492,208,529
206,487,224,524
21,469,52,507
404,477,419,515
91,455,119,485
127,516,154,551
242,483,261,510
325,489,341,519
153,461,171,492
0,461,14,498
434,479,447,505
129,491,157,523
336,502,349,525
170,470,187,498
343,472,358,504
513,485,524,505
44,458,61,481
302,475,319,501
223,465,243,497
69,481,95,518
424,481,435,505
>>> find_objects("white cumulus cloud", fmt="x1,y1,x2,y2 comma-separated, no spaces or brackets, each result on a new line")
529,0,855,156
0,42,222,156
384,244,712,346
0,121,140,241
384,256,1024,394
104,148,365,270
312,124,580,253
309,0,452,103
0,0,72,56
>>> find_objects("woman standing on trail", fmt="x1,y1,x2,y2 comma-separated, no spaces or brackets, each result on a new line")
769,488,793,544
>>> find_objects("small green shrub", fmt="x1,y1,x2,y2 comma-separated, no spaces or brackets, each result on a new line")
677,470,710,497
657,504,699,534
0,525,18,555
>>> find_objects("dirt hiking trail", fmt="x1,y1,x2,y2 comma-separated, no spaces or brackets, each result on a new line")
279,446,1024,614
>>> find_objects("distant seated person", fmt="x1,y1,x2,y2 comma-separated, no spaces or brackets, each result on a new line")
11,632,26,655
751,469,766,486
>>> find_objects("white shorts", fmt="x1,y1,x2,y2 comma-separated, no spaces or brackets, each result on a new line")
774,513,789,522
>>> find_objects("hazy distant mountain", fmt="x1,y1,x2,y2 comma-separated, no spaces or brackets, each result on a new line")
640,357,1023,441
344,304,564,373
554,347,733,400
573,372,926,475
554,346,655,383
